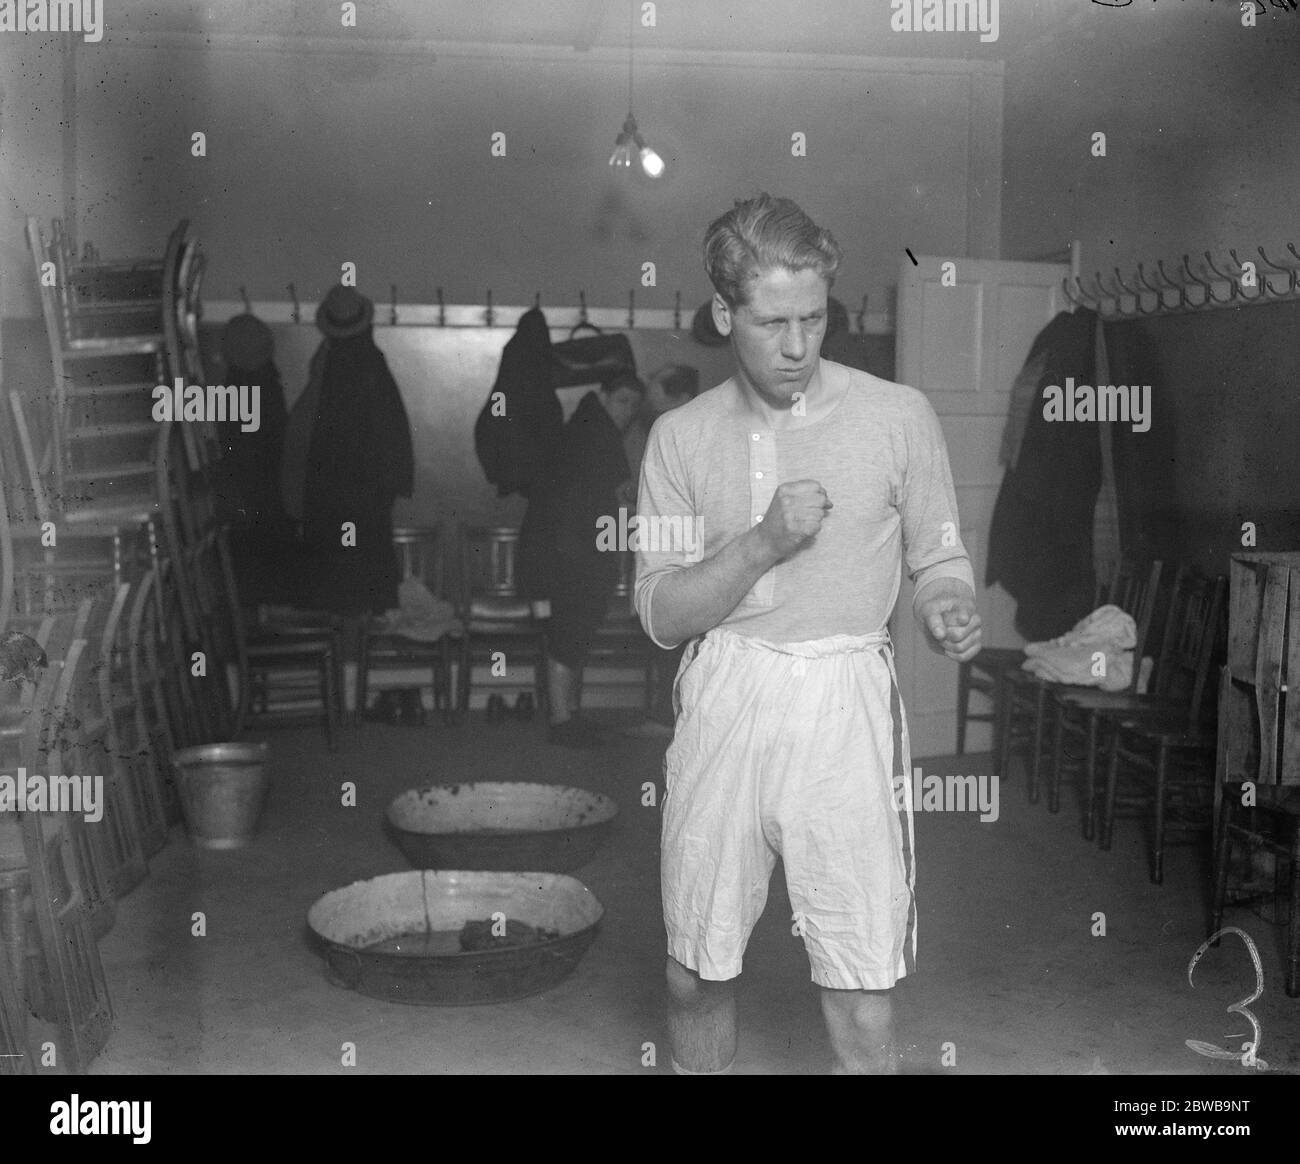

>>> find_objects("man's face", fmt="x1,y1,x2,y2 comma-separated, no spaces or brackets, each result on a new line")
604,385,644,433
713,266,828,409
645,377,687,417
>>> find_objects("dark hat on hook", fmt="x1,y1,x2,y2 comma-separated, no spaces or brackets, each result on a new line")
690,300,728,346
316,284,374,339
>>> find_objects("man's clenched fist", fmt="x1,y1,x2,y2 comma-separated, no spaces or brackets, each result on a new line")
757,479,832,560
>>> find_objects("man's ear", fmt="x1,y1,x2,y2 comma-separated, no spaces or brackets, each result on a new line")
711,293,733,338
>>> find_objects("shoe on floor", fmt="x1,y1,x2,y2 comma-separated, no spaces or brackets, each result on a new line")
620,717,674,739
547,715,608,748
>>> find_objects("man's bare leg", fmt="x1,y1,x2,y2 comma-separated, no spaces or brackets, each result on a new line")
666,957,737,1073
819,987,898,1074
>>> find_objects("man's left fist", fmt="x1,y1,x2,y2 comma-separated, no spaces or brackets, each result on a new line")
916,583,983,663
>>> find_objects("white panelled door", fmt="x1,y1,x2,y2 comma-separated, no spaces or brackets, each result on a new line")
891,256,1070,758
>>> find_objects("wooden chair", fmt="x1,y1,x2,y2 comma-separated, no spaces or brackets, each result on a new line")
583,549,656,711
1100,572,1227,882
1211,555,1300,995
1041,560,1166,833
126,566,181,823
18,803,115,1074
357,526,455,726
26,217,164,517
57,593,151,899
97,581,168,857
959,558,1128,771
455,525,547,721
998,558,1155,803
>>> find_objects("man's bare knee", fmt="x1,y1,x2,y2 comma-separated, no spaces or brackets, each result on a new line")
666,958,733,1008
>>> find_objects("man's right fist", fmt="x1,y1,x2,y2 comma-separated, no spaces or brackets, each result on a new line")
756,479,832,560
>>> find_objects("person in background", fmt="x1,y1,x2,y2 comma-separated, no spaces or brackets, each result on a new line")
280,284,416,722
621,364,701,739
214,313,293,606
523,371,645,747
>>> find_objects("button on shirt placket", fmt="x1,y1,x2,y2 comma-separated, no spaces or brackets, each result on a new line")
749,430,778,606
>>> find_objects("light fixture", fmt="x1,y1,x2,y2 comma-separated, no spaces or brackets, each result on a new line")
608,0,663,178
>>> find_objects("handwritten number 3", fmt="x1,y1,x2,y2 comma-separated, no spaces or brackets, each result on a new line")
1185,926,1268,1071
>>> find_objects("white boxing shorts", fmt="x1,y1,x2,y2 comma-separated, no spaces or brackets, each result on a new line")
661,627,917,990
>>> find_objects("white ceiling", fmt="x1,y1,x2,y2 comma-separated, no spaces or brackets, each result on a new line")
111,0,1092,60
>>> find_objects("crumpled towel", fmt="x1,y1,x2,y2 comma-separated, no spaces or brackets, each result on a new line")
1020,603,1134,691
374,576,463,642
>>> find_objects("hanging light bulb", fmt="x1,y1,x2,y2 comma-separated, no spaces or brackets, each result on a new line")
608,0,665,179
609,115,637,168
639,141,664,179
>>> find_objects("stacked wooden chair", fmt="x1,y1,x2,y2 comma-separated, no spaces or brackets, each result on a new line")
1211,553,1300,994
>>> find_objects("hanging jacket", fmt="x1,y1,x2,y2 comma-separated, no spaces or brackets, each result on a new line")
986,309,1101,640
474,307,564,498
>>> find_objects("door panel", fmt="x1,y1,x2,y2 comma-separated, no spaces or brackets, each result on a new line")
892,256,1070,758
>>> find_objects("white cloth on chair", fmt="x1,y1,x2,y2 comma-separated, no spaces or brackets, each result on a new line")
374,576,462,642
1020,603,1134,691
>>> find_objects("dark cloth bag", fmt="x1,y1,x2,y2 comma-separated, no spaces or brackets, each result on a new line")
549,321,636,388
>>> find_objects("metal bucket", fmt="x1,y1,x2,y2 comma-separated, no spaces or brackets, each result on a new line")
172,742,270,850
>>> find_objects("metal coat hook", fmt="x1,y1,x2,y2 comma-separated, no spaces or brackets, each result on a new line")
578,290,588,325
436,287,445,327
673,291,682,329
239,285,252,313
485,289,494,327
1255,245,1298,296
1062,275,1099,311
534,291,541,309
1152,259,1188,309
1227,250,1264,302
628,289,635,330
1113,267,1157,315
1201,250,1239,304
390,283,399,325
1179,255,1211,308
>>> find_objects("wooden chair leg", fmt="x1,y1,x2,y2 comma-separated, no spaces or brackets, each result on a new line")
457,635,471,724
322,648,338,752
998,682,1016,791
1210,788,1236,938
956,661,970,756
1047,700,1066,814
355,627,370,726
1100,729,1123,851
991,671,1006,780
1288,823,1300,998
1028,686,1048,805
1151,743,1169,884
1082,712,1100,842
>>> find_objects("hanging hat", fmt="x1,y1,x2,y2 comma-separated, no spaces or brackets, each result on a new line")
220,313,273,370
690,300,728,347
316,284,374,339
